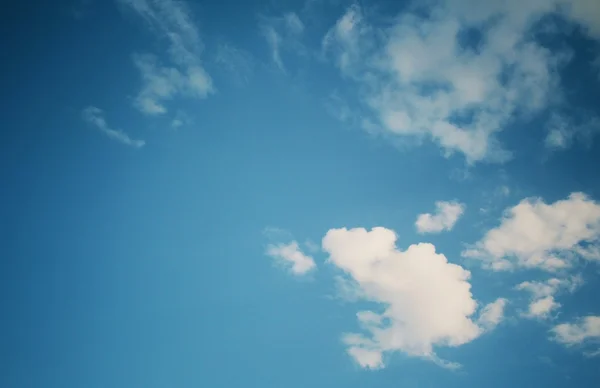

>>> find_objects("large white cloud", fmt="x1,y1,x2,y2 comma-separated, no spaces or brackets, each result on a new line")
322,227,504,369
416,201,465,234
322,0,600,162
551,316,600,357
463,193,600,271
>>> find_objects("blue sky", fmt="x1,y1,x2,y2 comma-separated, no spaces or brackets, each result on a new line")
2,0,600,386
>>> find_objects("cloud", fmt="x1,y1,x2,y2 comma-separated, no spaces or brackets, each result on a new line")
545,112,600,150
416,201,465,234
265,241,316,275
551,316,600,356
322,227,501,369
463,193,600,271
261,25,285,72
284,12,304,35
477,298,508,330
82,106,145,148
259,12,306,72
171,110,191,129
117,0,214,115
132,53,212,115
516,276,583,319
215,42,254,85
321,1,600,162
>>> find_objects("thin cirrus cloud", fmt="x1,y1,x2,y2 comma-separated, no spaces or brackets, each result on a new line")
116,0,214,115
322,227,506,370
321,1,600,163
81,106,145,148
462,192,600,271
415,201,465,234
259,11,305,73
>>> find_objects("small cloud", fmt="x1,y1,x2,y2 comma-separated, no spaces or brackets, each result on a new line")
82,106,145,148
551,316,600,356
415,201,465,234
265,241,316,275
132,53,213,116
463,193,600,271
478,298,508,331
171,110,192,129
516,276,583,319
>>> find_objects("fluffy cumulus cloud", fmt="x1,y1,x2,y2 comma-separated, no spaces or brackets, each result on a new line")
551,316,600,356
266,241,316,275
516,276,583,319
117,0,214,115
416,201,465,234
463,192,600,271
322,0,600,162
82,106,145,148
322,227,504,369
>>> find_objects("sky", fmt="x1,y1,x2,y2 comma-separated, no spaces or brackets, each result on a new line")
2,0,600,387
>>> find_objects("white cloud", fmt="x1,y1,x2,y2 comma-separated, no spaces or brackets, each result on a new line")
463,193,600,271
416,201,465,234
82,106,145,148
266,241,316,275
478,298,508,330
117,0,213,115
516,276,583,319
322,1,600,162
551,316,600,356
259,12,306,72
261,25,285,72
322,227,501,369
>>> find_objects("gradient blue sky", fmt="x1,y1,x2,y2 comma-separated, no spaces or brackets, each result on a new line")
2,0,600,387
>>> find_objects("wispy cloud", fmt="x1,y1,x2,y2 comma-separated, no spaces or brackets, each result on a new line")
545,112,600,150
82,106,145,148
551,315,600,356
215,42,255,85
321,1,600,162
415,201,465,234
132,53,212,115
266,241,316,275
259,11,305,72
117,0,214,115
